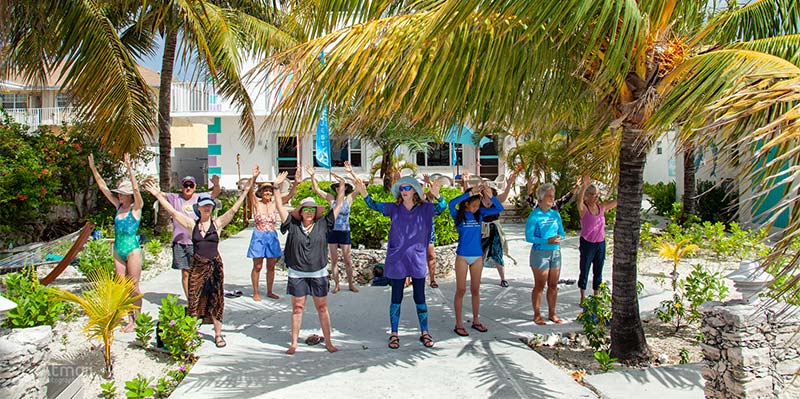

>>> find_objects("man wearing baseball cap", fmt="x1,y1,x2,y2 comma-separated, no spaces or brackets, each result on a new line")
163,175,221,299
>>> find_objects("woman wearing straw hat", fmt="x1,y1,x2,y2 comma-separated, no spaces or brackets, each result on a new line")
356,175,444,349
247,169,299,301
273,169,347,354
305,162,360,293
144,166,258,348
88,152,144,332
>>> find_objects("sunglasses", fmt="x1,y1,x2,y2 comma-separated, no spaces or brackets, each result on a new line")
301,207,316,213
183,183,195,188
399,185,413,192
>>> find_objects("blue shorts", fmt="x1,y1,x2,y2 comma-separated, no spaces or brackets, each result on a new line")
247,230,282,259
327,230,352,245
530,249,562,270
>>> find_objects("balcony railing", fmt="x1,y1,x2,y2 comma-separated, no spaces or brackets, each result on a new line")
2,107,77,130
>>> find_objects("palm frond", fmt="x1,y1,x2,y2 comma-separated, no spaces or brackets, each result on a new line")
695,0,800,44
727,34,800,68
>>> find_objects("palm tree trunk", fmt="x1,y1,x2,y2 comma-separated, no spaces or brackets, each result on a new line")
610,126,650,364
381,145,392,191
682,144,697,217
155,29,178,232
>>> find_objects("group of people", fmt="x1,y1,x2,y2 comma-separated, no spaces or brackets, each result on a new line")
89,154,616,353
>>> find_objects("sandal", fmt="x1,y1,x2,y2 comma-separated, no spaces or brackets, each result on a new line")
453,327,469,337
305,334,325,346
549,316,564,324
471,323,488,333
430,281,439,289
388,335,400,349
419,333,434,348
533,316,547,325
215,335,227,348
500,280,509,288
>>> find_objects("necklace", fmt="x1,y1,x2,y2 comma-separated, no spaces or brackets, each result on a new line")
198,220,211,236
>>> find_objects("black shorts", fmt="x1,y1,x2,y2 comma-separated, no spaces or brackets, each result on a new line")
327,230,352,245
287,276,329,297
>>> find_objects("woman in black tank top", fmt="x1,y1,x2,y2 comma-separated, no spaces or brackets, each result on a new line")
144,166,259,348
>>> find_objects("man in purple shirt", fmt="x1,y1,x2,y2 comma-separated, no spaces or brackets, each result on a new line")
163,175,221,299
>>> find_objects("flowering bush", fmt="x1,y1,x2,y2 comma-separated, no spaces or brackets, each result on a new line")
158,294,201,361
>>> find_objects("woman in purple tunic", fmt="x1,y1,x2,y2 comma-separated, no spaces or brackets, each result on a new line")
356,176,444,349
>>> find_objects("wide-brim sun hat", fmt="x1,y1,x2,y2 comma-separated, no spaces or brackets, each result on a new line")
330,181,354,196
391,176,423,198
255,183,275,199
291,197,326,221
193,193,217,217
111,180,134,196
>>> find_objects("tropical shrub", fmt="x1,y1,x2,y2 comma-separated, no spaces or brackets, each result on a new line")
124,374,154,399
51,270,141,378
217,190,247,239
144,238,163,259
134,312,155,348
158,294,201,361
98,381,116,399
656,264,728,332
594,350,617,372
577,283,612,351
77,238,115,279
695,179,738,224
643,181,676,216
1,267,65,328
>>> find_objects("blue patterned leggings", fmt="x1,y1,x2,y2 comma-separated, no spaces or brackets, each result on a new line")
388,278,428,333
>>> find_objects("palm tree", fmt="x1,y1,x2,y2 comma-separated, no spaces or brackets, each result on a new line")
51,270,141,379
0,1,155,152
259,0,800,363
126,1,300,228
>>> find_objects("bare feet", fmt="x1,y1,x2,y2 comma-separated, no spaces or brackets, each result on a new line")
549,315,563,324
325,343,339,353
533,315,547,325
267,292,280,299
332,285,341,294
348,284,359,293
253,294,261,302
286,345,297,355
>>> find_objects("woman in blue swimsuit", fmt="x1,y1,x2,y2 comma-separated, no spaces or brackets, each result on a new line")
89,152,144,332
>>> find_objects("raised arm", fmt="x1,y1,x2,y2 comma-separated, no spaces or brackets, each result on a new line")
306,164,334,202
247,165,259,208
449,188,474,218
210,174,221,199
143,180,194,231
480,185,505,216
272,171,290,223
496,171,518,202
123,153,144,211
88,154,119,208
355,178,386,214
282,167,302,204
217,167,259,229
602,195,618,212
460,170,472,191
576,174,590,217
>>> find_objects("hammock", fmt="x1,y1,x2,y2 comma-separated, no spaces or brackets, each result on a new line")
0,222,94,285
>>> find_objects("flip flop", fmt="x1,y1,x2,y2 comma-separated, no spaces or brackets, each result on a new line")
534,316,547,325
500,280,509,287
471,323,488,333
305,334,325,346
453,327,469,337
430,281,439,288
549,316,564,324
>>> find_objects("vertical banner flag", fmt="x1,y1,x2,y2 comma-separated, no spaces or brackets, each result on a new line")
315,107,331,168
314,50,331,169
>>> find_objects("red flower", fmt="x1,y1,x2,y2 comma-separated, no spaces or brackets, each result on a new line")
72,143,81,151
41,169,49,175
41,188,47,195
58,139,65,145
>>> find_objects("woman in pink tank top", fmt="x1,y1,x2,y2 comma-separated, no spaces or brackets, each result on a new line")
577,176,618,303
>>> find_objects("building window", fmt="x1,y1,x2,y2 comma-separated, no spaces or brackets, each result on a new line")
313,137,363,167
416,143,462,167
57,93,71,108
1,94,28,110
277,137,299,177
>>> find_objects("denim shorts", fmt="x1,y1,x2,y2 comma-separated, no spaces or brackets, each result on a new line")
530,249,562,270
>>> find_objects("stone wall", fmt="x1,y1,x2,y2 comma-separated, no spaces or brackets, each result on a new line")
0,326,53,399
700,300,800,399
329,243,458,285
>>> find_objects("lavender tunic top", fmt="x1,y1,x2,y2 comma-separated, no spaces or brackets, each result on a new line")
365,195,445,279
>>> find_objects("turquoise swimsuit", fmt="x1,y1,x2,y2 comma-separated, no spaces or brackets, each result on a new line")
114,208,141,261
